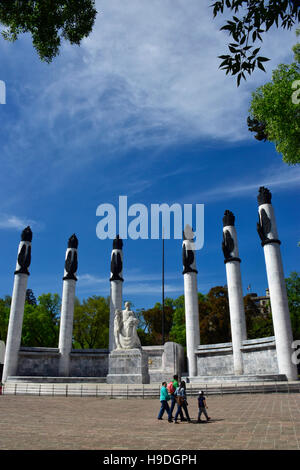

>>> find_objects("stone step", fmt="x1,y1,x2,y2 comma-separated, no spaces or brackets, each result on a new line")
2,380,300,397
5,376,107,383
188,374,288,383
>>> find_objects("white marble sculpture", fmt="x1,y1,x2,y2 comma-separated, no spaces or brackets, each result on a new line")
114,302,141,350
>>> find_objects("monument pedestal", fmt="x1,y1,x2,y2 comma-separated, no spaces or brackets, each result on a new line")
107,348,150,384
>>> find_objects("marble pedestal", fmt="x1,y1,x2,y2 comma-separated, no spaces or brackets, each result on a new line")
107,349,150,384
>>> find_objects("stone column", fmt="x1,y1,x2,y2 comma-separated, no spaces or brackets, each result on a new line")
222,210,247,376
109,235,124,351
257,186,298,381
182,225,200,377
2,227,32,382
58,234,78,377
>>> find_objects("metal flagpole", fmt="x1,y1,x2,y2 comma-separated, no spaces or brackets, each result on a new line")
162,227,165,345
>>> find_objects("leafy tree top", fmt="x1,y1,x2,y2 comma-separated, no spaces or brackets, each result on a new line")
0,0,97,62
212,0,300,85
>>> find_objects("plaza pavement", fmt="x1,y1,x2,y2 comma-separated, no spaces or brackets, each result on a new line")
0,393,300,450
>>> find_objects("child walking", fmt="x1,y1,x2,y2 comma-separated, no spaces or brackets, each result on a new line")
197,390,211,422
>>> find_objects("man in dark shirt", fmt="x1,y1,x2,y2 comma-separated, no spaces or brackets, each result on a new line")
197,391,211,422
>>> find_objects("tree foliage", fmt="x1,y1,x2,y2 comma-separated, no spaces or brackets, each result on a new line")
22,293,61,347
73,295,109,349
212,0,300,85
244,294,274,338
0,296,11,342
139,298,175,346
199,286,231,344
0,0,97,62
248,53,300,164
25,288,37,305
0,274,299,350
286,271,300,340
169,295,187,346
170,288,231,346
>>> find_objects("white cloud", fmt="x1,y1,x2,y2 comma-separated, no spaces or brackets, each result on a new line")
3,0,297,158
0,0,297,209
185,164,300,203
77,270,183,296
0,214,41,231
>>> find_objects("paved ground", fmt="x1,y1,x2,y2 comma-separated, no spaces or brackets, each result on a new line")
0,393,300,450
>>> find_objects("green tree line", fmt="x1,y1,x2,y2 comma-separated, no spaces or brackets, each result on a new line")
0,272,299,349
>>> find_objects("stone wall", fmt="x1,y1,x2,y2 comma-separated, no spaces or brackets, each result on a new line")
70,349,109,377
17,348,110,378
241,337,279,375
144,342,185,382
15,342,184,383
196,336,279,377
14,338,278,382
196,342,234,376
17,347,60,377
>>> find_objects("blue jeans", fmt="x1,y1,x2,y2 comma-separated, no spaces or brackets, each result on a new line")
158,400,172,420
198,407,209,421
170,395,184,420
174,401,190,421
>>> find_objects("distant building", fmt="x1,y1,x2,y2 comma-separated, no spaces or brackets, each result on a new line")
249,289,271,316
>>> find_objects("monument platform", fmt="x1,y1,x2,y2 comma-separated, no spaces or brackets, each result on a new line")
106,348,150,384
187,373,287,383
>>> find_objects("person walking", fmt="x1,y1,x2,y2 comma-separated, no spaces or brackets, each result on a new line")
197,390,211,422
174,380,191,423
169,375,185,421
157,381,172,422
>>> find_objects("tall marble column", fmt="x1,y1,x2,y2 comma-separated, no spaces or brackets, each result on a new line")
2,227,32,382
58,234,78,377
222,210,247,376
257,186,298,381
182,225,200,377
109,235,123,351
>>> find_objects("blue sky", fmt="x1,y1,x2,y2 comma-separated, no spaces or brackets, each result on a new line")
0,0,299,311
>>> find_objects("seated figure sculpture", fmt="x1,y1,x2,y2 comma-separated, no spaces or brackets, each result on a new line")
114,301,141,350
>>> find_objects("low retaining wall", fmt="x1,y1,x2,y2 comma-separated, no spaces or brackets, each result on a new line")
11,338,280,383
196,336,279,377
14,341,184,383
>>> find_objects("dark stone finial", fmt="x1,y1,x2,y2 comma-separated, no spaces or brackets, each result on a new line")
222,210,235,227
21,226,32,242
182,225,197,274
15,230,32,275
257,187,272,206
68,234,78,249
113,234,123,250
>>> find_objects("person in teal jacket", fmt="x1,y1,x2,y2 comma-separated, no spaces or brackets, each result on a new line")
157,382,172,422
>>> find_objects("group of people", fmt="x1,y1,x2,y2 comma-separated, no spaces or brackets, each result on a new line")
158,375,211,424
